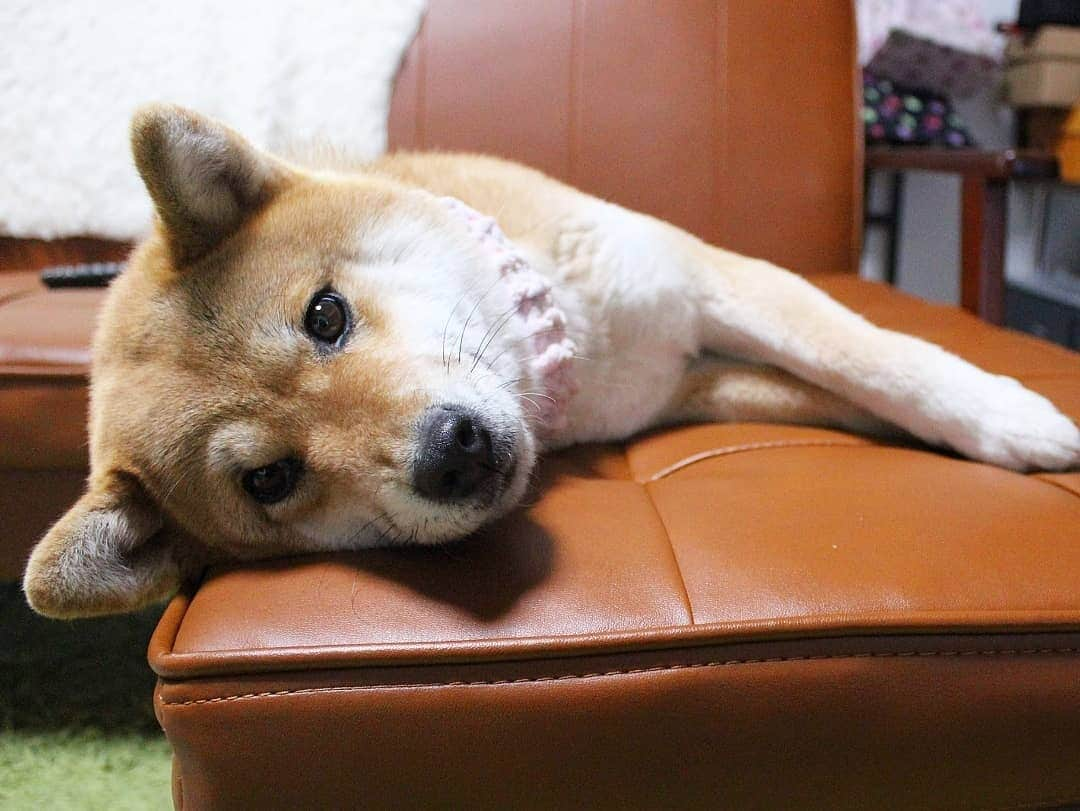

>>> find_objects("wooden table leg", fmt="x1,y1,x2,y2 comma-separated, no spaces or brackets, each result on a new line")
884,171,904,286
960,174,1007,325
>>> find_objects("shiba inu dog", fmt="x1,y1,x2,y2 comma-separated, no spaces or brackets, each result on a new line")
23,104,1080,618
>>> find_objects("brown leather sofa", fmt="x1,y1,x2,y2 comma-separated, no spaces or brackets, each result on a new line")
4,2,1080,808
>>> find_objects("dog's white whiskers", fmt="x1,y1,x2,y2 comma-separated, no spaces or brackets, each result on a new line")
517,394,543,413
455,276,504,366
466,364,512,389
443,274,496,373
517,391,556,404
441,288,472,369
469,305,520,375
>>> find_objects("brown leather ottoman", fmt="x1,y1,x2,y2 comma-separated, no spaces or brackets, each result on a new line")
150,276,1080,810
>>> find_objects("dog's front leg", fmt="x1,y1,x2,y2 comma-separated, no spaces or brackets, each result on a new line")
686,249,1080,471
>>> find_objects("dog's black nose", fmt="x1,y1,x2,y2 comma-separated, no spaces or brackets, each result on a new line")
413,406,496,502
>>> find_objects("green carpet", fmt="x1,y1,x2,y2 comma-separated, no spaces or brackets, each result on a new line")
0,581,172,809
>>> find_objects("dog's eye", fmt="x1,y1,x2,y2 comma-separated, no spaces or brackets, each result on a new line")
242,458,301,504
305,292,348,344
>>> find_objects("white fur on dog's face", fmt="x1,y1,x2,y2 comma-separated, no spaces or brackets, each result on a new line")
149,183,539,555
269,197,540,549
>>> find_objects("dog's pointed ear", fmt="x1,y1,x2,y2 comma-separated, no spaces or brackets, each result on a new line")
131,103,294,263
23,471,182,618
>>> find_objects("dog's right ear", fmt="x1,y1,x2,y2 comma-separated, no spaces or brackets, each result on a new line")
130,103,295,263
23,471,182,618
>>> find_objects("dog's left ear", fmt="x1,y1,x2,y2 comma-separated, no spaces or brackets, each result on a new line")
23,471,184,618
130,103,295,263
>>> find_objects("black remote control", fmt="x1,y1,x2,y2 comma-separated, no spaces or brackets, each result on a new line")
40,261,126,289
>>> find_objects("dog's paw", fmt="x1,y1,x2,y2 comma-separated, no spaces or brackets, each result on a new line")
942,374,1080,472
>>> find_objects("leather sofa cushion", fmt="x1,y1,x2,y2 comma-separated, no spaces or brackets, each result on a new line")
148,276,1080,808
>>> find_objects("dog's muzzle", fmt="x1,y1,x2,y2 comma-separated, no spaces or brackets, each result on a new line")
412,405,500,503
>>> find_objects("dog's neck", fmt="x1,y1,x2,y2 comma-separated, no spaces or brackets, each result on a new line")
441,197,577,437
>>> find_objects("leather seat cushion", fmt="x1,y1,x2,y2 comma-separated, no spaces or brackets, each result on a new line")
147,275,1080,808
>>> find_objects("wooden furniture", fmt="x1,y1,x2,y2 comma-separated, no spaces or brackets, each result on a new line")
865,147,1060,325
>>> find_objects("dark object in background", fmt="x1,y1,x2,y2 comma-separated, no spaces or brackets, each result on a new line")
863,73,975,147
40,261,124,288
866,30,998,100
1007,286,1080,349
1018,107,1071,149
1006,181,1080,349
1018,0,1080,30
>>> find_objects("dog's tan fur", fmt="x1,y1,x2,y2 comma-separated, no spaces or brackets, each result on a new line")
24,105,1080,618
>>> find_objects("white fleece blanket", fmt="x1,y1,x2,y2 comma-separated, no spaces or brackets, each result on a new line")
0,0,426,241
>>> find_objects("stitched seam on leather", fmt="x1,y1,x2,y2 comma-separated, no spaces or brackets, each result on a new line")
1034,475,1080,501
638,479,695,625
639,439,868,483
160,647,1080,706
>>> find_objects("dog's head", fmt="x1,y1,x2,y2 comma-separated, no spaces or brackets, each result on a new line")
24,105,547,617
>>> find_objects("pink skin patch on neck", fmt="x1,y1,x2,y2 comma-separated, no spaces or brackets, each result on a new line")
440,197,578,437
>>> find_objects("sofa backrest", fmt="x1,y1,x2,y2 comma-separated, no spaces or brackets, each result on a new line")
389,0,862,276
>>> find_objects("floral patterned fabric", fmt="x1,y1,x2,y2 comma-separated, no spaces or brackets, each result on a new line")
862,72,975,147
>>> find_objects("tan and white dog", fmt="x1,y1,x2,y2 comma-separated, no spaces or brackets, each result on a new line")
24,104,1080,618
